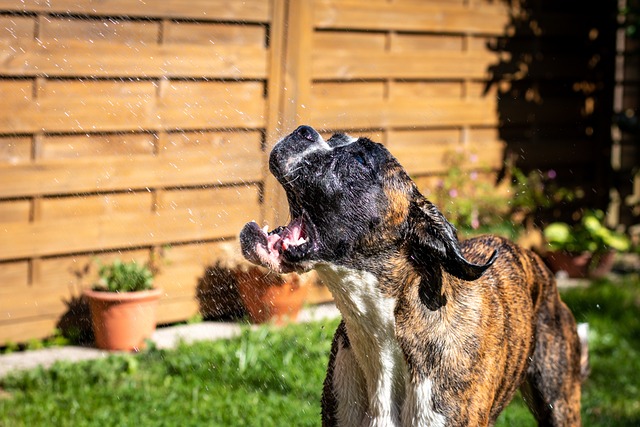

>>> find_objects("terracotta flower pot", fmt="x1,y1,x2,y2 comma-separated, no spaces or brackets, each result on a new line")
234,267,308,324
545,250,617,279
587,250,616,279
84,288,162,351
545,251,592,278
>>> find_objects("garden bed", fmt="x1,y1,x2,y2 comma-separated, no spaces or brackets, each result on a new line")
0,275,638,426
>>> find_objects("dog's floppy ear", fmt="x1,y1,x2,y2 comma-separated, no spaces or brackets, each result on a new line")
406,196,497,281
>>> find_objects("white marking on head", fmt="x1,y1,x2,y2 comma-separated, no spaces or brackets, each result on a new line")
281,133,332,171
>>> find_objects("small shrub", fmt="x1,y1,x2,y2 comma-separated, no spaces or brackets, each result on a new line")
93,260,154,293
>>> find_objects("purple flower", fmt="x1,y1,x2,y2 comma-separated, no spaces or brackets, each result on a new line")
449,189,458,198
547,169,557,179
471,209,480,229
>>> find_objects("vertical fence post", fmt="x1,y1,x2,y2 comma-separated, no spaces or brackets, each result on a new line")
263,0,314,227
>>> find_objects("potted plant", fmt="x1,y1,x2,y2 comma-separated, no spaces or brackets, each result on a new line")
234,266,310,324
543,210,630,278
84,259,162,351
212,242,312,324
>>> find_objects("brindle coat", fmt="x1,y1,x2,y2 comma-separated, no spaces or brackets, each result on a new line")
240,125,582,426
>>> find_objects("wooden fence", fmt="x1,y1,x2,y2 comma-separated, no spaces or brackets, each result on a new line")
0,0,617,345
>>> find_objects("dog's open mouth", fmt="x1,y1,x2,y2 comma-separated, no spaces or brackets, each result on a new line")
240,215,316,273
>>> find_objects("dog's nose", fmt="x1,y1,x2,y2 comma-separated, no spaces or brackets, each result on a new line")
295,125,317,142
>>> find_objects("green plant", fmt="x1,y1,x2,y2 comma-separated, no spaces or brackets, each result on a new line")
2,277,640,426
93,259,154,293
431,149,511,233
1,341,19,355
509,167,580,222
544,210,631,254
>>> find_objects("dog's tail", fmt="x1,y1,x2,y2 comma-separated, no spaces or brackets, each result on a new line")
577,322,590,381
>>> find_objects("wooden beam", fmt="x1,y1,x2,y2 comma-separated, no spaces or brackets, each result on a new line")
262,0,314,228
0,0,271,23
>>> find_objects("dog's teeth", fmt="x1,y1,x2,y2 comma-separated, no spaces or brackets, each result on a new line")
262,225,269,234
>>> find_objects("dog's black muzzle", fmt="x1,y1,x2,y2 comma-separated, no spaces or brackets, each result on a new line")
269,125,323,181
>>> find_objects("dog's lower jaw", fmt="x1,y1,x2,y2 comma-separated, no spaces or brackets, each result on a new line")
316,263,416,427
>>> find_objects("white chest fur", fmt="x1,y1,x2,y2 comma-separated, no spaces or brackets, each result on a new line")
316,264,408,426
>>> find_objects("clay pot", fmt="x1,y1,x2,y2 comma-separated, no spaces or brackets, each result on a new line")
588,250,616,279
545,250,616,279
84,288,162,351
545,251,592,278
234,267,308,324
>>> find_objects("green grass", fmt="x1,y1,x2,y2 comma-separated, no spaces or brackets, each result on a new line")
1,275,638,426
495,275,640,426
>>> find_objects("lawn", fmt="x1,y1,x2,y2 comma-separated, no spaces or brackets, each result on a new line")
0,275,638,426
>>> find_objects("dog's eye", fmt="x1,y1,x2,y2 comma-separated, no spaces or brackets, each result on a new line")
353,153,366,166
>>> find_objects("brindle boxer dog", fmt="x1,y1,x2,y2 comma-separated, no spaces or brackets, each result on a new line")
240,125,582,426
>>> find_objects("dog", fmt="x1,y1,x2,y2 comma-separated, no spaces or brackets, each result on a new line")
240,125,582,426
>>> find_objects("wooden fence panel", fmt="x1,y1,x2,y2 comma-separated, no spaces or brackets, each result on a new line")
0,0,616,345
0,1,271,344
305,0,506,184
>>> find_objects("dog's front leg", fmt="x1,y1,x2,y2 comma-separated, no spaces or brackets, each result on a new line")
329,335,368,426
325,333,404,427
401,378,446,427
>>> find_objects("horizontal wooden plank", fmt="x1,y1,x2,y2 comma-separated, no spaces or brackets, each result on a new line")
310,97,498,129
311,81,386,100
390,81,464,99
0,95,153,133
35,250,150,290
0,316,58,345
312,49,497,80
313,31,387,51
158,82,266,130
315,0,510,35
39,133,156,160
0,88,266,134
391,33,465,52
163,130,263,156
0,260,29,289
0,145,261,197
0,0,271,23
0,79,33,102
315,31,466,53
0,199,31,223
40,17,159,44
0,246,214,321
0,16,35,40
387,130,505,175
155,265,203,300
0,283,73,321
37,79,156,99
0,136,32,164
40,192,153,220
0,186,260,260
164,21,266,46
0,39,268,79
388,129,461,147
157,297,200,325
